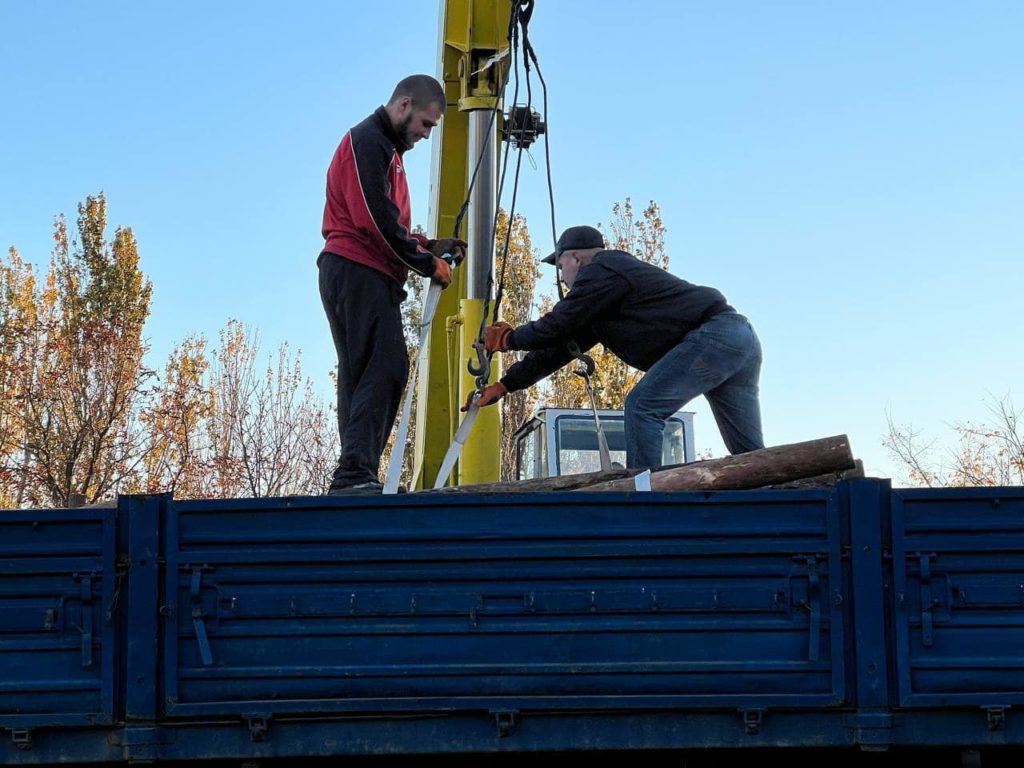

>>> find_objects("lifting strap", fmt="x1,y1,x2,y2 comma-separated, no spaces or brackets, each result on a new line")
383,265,451,495
433,398,481,489
571,343,613,473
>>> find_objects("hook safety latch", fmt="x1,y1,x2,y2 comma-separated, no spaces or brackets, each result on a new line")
467,339,492,391
568,341,596,379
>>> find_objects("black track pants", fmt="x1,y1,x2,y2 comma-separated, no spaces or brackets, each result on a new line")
318,253,409,489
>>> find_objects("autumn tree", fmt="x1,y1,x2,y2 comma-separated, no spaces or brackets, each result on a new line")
2,194,154,506
134,320,338,501
3,196,342,507
0,249,38,506
139,335,213,497
885,395,1024,487
203,319,338,498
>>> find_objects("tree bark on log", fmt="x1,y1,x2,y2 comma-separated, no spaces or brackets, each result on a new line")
424,435,854,494
582,435,854,492
757,459,864,490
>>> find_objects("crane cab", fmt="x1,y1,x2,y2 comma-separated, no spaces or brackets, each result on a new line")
513,408,696,480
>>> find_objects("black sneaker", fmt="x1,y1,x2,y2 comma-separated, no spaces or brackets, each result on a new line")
326,481,384,496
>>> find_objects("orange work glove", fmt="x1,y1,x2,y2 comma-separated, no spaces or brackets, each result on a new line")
462,381,507,412
430,237,468,265
483,321,514,353
431,256,452,288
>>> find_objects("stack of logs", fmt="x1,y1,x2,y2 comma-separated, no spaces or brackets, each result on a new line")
427,435,859,494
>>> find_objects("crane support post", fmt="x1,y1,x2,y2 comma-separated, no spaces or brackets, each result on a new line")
416,0,511,488
455,298,502,485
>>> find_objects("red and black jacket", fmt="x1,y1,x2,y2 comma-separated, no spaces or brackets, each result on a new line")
321,106,436,284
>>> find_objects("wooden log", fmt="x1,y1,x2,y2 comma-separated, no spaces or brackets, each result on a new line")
758,459,865,490
581,435,854,492
423,467,644,494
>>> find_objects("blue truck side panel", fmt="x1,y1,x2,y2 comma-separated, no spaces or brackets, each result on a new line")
891,486,1024,708
1,479,1024,762
162,490,845,717
0,506,116,730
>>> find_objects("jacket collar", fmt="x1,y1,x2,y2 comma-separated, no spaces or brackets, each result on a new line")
373,106,406,155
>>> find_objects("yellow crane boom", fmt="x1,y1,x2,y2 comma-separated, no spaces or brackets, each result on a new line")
415,0,513,488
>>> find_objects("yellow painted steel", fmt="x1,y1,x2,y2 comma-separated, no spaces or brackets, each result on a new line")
456,298,501,484
414,0,510,488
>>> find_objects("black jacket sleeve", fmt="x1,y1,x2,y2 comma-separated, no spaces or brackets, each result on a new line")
353,133,436,277
508,261,627,350
499,330,599,392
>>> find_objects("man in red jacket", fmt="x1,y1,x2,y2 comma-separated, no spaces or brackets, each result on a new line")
319,74,465,494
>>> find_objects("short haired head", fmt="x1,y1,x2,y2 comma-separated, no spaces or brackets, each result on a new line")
388,74,446,112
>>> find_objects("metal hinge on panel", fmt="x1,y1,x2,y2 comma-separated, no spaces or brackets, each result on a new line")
79,574,94,668
741,709,765,735
244,714,271,742
190,567,214,666
491,709,518,737
918,553,937,647
106,554,130,623
793,556,823,662
986,705,1009,731
11,729,33,750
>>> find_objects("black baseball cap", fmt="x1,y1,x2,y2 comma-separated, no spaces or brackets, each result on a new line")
542,225,604,265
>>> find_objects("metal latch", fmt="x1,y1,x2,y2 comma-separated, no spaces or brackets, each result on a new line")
244,714,270,742
918,554,937,647
11,729,33,750
986,706,1009,731
491,710,518,737
79,575,94,668
741,709,765,735
794,556,822,661
190,567,214,666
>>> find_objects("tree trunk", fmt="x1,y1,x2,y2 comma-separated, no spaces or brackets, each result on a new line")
426,435,854,494
757,459,865,490
583,435,854,492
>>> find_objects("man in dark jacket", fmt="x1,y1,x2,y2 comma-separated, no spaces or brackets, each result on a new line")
473,224,763,468
319,75,465,494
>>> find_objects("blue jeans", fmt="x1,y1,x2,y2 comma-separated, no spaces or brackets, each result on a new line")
624,312,764,468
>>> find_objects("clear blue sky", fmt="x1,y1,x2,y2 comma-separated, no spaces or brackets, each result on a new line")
2,1,1022,481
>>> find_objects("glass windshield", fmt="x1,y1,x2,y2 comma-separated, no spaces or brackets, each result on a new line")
555,415,686,475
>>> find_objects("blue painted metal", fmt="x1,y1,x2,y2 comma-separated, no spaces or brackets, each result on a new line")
5,479,1024,763
160,488,846,718
847,479,894,749
0,505,117,730
891,485,1024,708
122,495,161,725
